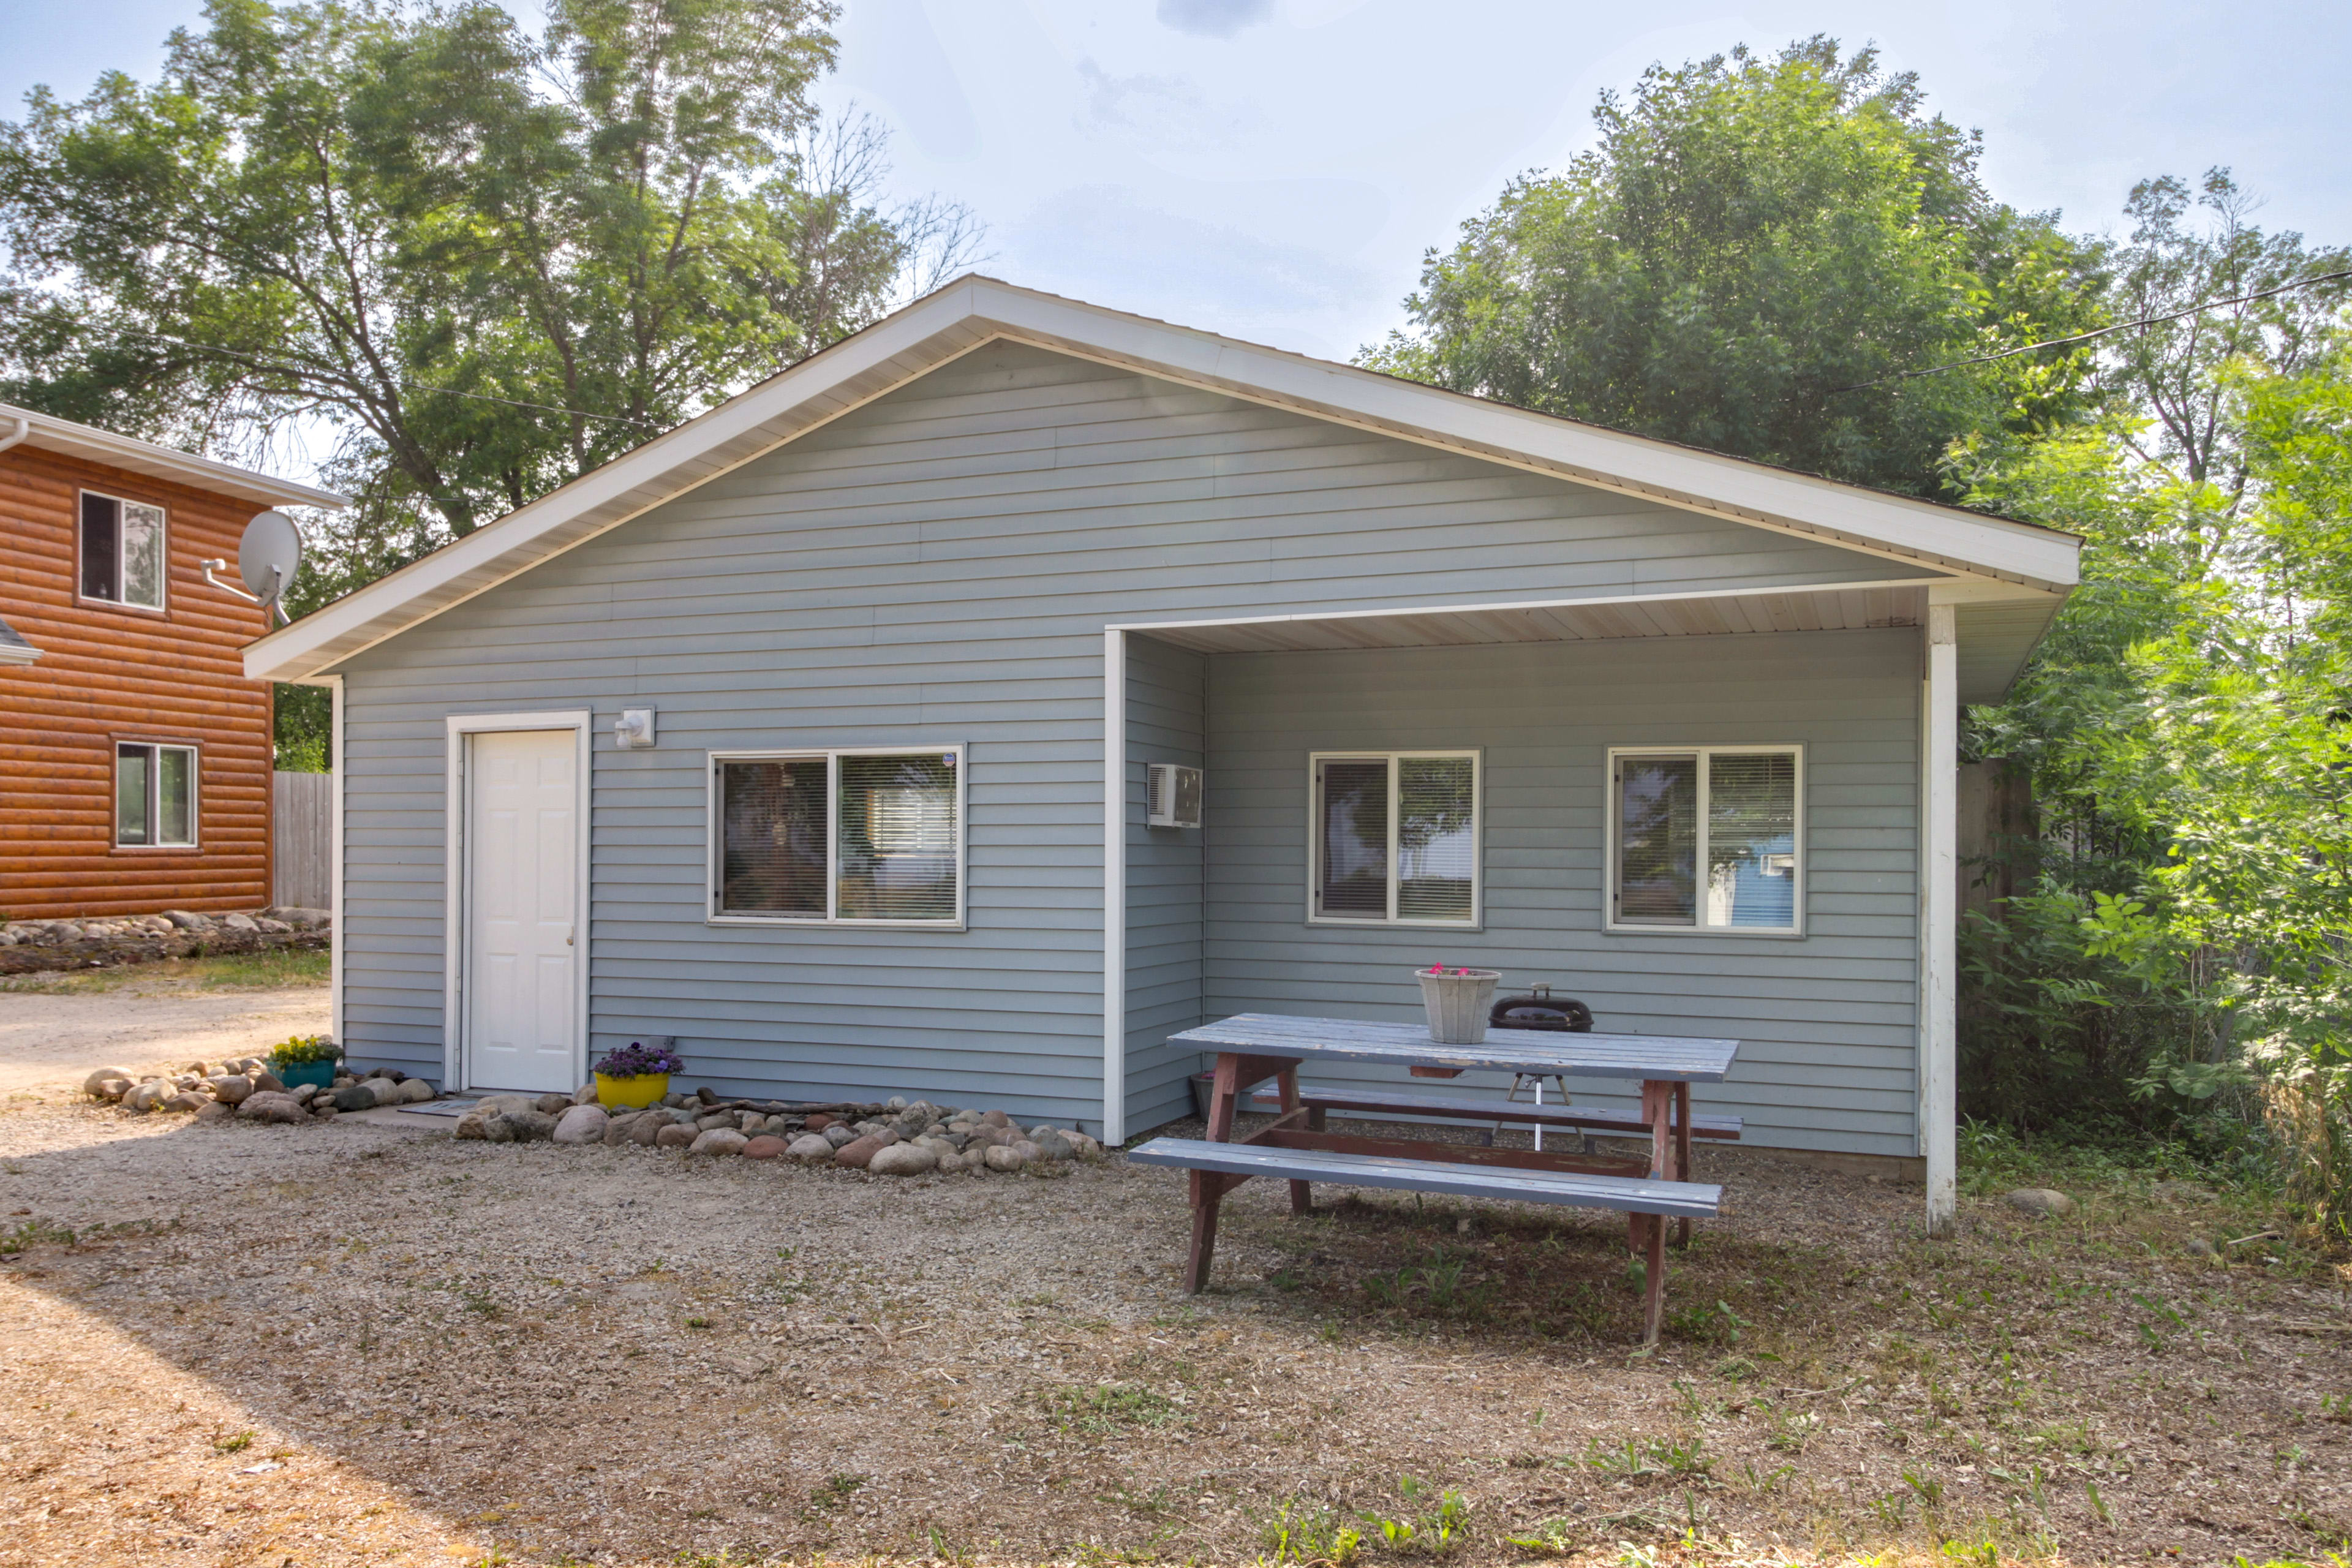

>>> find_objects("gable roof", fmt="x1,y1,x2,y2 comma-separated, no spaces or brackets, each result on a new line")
243,276,2078,684
0,614,40,666
0,403,348,511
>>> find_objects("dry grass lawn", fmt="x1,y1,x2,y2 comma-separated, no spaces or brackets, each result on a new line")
0,1077,2346,1568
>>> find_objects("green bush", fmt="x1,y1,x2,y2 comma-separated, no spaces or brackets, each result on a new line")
268,1034,339,1068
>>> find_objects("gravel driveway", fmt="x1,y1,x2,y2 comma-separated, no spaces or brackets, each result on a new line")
2,1077,2346,1568
0,981,328,1098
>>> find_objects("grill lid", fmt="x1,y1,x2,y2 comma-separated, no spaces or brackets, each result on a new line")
1488,982,1594,1032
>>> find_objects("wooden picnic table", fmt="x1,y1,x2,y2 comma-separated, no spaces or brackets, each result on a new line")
1157,1012,1741,1338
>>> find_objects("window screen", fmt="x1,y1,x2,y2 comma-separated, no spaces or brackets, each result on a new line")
82,496,119,602
115,743,196,848
1612,748,1799,932
1311,752,1478,926
1615,755,1698,924
80,493,165,609
718,758,827,916
838,753,959,921
713,749,962,924
115,743,149,845
157,747,194,846
1316,759,1390,919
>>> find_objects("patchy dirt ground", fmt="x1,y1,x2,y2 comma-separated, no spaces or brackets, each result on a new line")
0,1081,2347,1568
0,964,328,1098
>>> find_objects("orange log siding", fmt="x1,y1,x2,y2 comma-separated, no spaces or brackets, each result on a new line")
0,445,279,918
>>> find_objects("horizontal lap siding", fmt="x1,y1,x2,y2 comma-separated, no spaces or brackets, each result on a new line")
333,342,1915,1126
1200,630,1921,1156
1125,635,1206,1131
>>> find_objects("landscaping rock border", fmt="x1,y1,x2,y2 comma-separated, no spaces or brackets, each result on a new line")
1,907,331,976
83,1057,435,1124
454,1089,1102,1175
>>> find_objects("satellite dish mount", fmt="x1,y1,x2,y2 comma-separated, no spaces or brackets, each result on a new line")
202,511,305,627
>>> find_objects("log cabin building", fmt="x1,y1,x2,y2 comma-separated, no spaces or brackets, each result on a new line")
0,405,345,918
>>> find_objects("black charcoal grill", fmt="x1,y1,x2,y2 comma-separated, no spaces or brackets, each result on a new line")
1488,982,1593,1033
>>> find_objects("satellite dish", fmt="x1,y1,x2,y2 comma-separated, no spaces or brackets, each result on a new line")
238,511,303,610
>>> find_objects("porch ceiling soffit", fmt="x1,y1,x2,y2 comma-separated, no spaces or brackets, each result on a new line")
1127,583,1934,655
243,277,2081,684
1128,579,2062,706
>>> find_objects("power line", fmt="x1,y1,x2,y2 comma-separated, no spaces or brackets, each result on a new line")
1833,267,2352,395
67,319,659,430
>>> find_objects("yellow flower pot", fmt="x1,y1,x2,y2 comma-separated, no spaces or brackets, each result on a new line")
595,1071,670,1110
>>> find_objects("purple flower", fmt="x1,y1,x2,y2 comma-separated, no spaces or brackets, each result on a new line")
594,1042,685,1078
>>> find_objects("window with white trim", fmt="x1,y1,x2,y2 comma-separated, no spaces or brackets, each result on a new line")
1308,750,1480,926
116,742,197,848
81,492,167,611
1608,746,1802,933
710,747,964,925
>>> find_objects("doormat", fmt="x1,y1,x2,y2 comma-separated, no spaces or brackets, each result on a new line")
396,1098,478,1118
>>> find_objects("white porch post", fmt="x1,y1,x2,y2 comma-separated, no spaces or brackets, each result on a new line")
1922,605,1958,1237
328,674,346,1050
1102,628,1128,1146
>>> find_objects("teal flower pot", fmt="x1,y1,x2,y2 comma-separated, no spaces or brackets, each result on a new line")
275,1060,336,1090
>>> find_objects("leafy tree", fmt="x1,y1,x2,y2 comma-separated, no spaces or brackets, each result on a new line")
1361,38,2106,497
2105,169,2350,496
0,0,981,766
1954,172,2352,1221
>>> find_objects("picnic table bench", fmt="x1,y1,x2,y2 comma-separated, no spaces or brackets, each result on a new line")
1216,1080,1746,1145
1128,1012,1741,1343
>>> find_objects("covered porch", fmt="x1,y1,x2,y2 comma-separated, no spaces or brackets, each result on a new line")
1102,577,2011,1230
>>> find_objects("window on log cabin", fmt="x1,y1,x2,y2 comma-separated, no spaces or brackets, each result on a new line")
117,742,198,848
80,492,167,611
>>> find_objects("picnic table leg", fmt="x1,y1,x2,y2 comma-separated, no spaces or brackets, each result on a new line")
1183,1169,1223,1294
1276,1068,1311,1215
1205,1054,1243,1143
1629,1079,1672,1256
1673,1082,1694,1250
1640,1212,1667,1344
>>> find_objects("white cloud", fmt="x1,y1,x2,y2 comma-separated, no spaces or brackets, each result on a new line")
1155,0,1276,40
1074,58,1264,153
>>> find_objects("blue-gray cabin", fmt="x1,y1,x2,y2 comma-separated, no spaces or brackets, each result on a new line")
246,279,2081,1221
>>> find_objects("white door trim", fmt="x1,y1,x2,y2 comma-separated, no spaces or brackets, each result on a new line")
443,710,592,1093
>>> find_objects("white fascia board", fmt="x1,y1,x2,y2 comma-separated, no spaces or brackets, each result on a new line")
0,643,41,665
1,401,348,510
243,282,988,682
968,285,2079,590
244,274,2079,682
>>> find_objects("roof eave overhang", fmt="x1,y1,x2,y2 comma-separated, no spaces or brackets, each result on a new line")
3,404,349,511
243,277,2081,683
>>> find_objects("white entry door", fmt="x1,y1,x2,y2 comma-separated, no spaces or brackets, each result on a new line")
464,728,580,1093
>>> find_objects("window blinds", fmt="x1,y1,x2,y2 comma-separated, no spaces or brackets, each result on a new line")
838,753,959,921
1397,755,1476,922
719,758,827,916
1706,751,1797,928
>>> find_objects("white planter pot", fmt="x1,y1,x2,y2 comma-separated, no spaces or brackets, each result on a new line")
1415,967,1501,1046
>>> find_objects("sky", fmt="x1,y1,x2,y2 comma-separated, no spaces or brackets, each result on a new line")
4,0,2348,368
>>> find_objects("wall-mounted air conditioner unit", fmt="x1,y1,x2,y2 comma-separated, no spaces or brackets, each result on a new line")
1147,763,1203,829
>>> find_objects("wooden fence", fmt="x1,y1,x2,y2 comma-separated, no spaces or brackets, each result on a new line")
272,771,332,911
1957,758,2035,930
